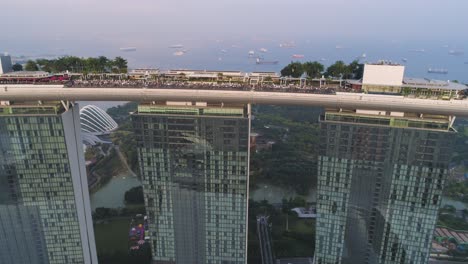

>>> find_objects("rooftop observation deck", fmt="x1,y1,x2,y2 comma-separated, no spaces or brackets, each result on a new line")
322,110,453,132
0,101,65,116
1,83,468,117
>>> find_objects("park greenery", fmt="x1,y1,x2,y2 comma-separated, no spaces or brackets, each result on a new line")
280,61,305,78
93,211,151,264
85,146,101,160
106,102,138,124
106,102,140,176
444,181,468,203
248,199,315,263
250,105,321,195
21,56,128,73
438,205,468,230
125,186,144,204
25,60,39,71
251,146,316,195
84,143,129,190
93,147,127,179
12,63,23,71
93,206,149,263
111,129,139,175
280,60,364,79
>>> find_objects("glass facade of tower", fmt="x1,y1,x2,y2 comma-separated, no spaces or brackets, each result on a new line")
0,103,97,264
132,102,250,264
315,110,454,264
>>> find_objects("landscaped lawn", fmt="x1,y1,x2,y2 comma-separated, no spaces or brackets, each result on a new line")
94,217,132,254
270,214,315,257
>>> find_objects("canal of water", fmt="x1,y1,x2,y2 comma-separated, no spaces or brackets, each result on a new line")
441,197,468,211
89,173,141,211
89,177,467,212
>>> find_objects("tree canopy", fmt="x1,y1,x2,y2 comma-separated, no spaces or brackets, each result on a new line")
348,60,364,79
12,63,23,71
324,59,364,79
24,60,39,71
280,60,364,79
113,57,128,73
325,60,350,78
250,105,321,195
302,61,324,78
280,61,304,78
124,186,144,204
30,56,128,73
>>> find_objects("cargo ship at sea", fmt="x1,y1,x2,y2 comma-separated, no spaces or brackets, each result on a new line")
448,50,464,56
256,58,278,65
120,47,137,52
279,42,295,48
427,68,448,74
169,44,184,49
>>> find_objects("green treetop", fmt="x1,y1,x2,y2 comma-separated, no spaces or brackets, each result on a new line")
12,63,23,71
325,60,350,78
280,61,304,78
24,60,39,71
302,61,324,78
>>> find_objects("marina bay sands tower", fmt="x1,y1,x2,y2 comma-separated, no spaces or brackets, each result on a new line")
315,64,456,264
0,101,97,264
132,101,250,264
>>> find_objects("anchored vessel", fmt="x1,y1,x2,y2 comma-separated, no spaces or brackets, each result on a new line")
256,58,279,65
120,47,137,52
448,50,464,56
428,68,448,74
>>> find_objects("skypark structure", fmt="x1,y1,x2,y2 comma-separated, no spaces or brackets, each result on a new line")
1,62,468,118
2,86,468,118
0,63,466,264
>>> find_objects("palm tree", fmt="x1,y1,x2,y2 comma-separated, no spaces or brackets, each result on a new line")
113,57,128,73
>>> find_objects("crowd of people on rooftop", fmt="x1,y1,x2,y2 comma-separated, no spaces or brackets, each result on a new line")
67,78,351,94
5,74,467,99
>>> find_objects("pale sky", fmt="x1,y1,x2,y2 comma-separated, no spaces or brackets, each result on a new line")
2,0,468,57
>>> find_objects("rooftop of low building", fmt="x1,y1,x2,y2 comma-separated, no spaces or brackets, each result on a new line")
0,71,50,77
346,77,467,91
